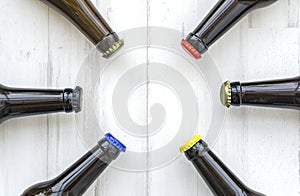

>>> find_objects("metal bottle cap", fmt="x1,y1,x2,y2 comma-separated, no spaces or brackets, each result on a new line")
179,134,202,153
220,80,232,108
97,33,124,58
105,133,127,152
102,39,124,58
181,39,202,59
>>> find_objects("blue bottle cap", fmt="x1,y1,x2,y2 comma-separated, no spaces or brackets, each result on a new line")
105,133,126,152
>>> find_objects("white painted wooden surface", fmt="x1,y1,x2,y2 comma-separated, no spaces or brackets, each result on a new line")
0,0,299,196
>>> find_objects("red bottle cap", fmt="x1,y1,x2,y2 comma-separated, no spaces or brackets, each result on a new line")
181,39,202,59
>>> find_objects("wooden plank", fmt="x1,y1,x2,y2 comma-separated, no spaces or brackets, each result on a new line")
89,1,149,196
147,0,216,195
249,0,300,28
0,0,49,195
46,4,90,182
210,1,300,194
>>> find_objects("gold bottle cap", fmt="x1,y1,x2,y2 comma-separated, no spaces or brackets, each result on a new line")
220,80,232,108
179,134,202,153
103,39,124,58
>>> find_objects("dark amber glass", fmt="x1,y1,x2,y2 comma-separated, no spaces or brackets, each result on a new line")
21,133,126,196
229,76,300,110
183,138,265,196
40,0,123,58
0,84,82,124
182,0,277,58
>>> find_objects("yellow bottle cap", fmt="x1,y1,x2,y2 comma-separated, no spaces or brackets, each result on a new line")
179,134,202,153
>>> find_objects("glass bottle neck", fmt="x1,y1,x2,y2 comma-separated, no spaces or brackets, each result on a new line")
40,0,122,56
185,140,264,196
185,0,277,55
21,138,121,196
0,85,81,123
41,0,112,43
230,76,300,110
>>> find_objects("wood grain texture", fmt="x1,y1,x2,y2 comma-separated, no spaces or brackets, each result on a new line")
0,0,299,196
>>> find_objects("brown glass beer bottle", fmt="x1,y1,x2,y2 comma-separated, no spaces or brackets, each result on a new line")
0,84,82,124
182,0,277,59
40,0,124,58
21,133,126,196
180,135,265,196
220,76,300,110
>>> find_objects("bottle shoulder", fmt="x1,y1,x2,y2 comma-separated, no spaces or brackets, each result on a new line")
21,179,59,195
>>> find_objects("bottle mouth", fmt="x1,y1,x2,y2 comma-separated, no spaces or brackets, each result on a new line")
96,33,124,58
72,86,83,113
220,81,232,108
181,34,208,59
102,39,124,58
105,133,126,152
179,134,202,153
63,86,82,113
181,39,202,59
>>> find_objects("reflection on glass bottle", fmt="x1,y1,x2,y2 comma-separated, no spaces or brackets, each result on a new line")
40,0,124,58
180,135,265,196
21,133,126,196
220,76,300,110
181,0,277,59
0,84,82,124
